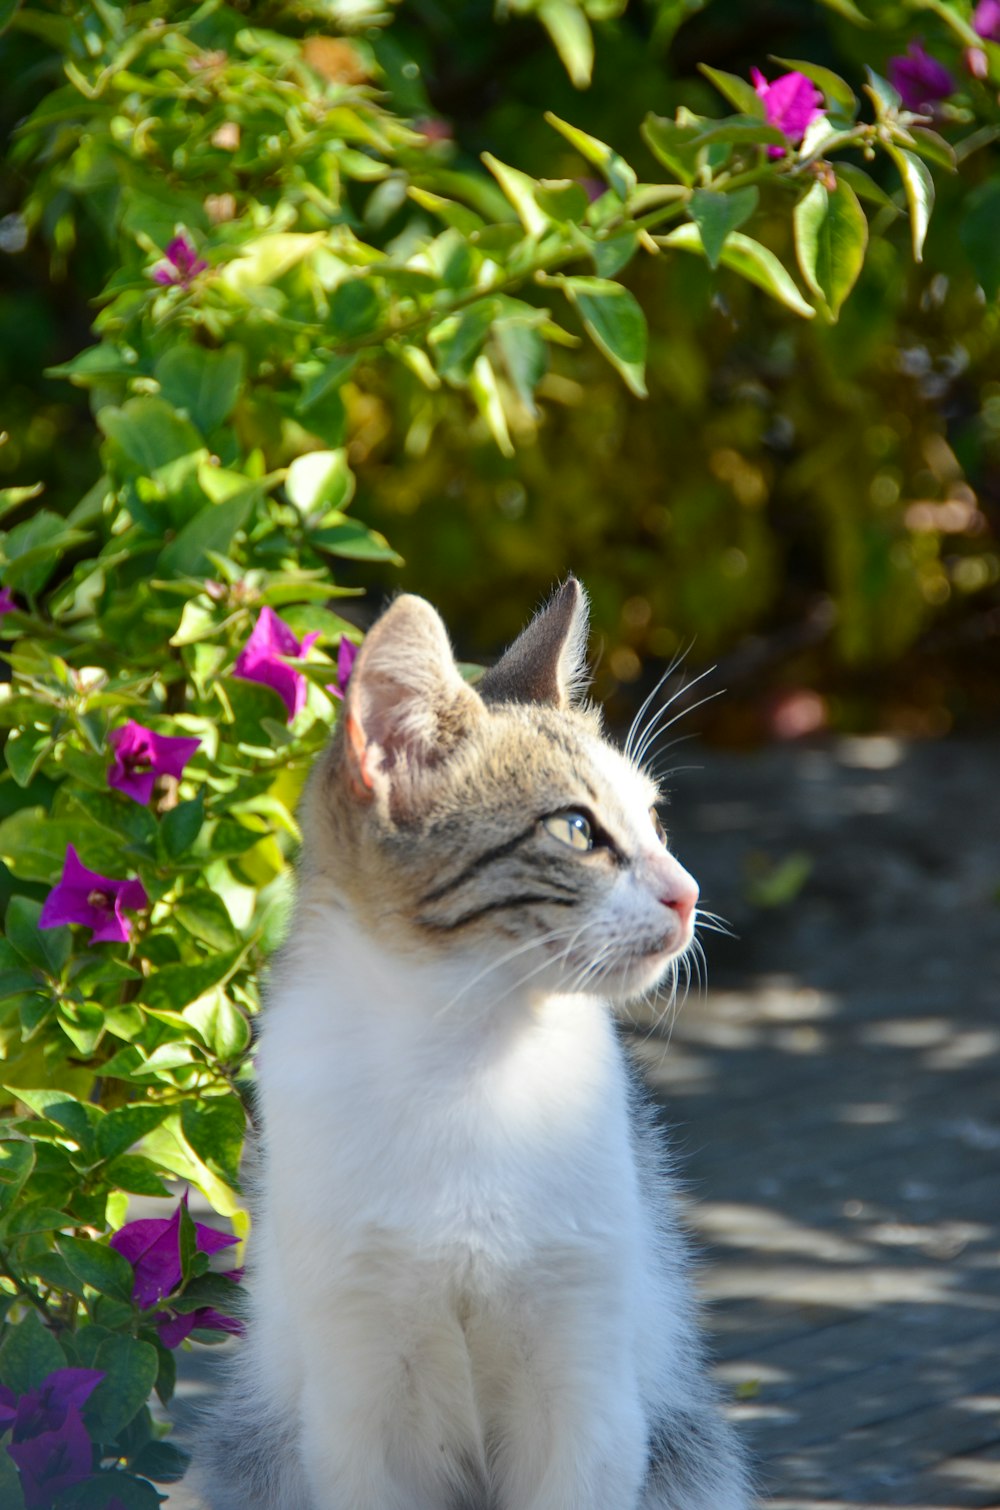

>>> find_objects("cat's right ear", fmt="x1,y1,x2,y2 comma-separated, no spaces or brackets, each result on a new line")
343,595,480,804
478,576,590,710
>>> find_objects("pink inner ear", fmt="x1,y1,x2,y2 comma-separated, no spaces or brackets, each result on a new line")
345,712,374,799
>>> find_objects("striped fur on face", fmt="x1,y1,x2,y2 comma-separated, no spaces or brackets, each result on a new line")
301,581,699,1005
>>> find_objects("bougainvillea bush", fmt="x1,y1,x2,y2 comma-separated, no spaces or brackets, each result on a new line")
0,0,996,1501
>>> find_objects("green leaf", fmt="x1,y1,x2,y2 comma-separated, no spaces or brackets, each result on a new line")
7,896,70,975
535,179,590,223
793,178,868,321
309,518,402,563
88,1335,159,1438
4,728,55,788
0,1138,34,1215
157,493,253,578
0,511,91,596
174,890,240,950
66,1471,162,1509
429,300,498,384
155,345,246,435
817,0,871,23
538,1,593,88
98,397,202,474
0,1309,66,1392
469,355,514,458
143,948,244,1014
0,482,42,522
493,319,548,414
5,1087,97,1151
0,1445,24,1510
104,1154,172,1197
183,990,251,1061
641,114,701,186
590,231,638,279
885,143,934,263
97,1103,171,1163
58,1235,136,1302
222,231,324,292
181,1096,246,1185
908,126,957,172
661,224,816,319
285,449,355,516
329,279,381,339
131,1439,192,1484
561,277,648,397
835,163,897,212
0,809,118,882
698,64,765,117
161,792,205,859
482,155,546,235
544,113,636,200
771,57,858,115
688,187,759,270
960,178,1000,299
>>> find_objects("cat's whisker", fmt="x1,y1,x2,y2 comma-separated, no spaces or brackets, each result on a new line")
623,643,692,763
437,926,580,1018
634,685,725,770
630,663,718,768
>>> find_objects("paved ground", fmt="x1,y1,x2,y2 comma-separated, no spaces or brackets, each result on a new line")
166,735,1000,1508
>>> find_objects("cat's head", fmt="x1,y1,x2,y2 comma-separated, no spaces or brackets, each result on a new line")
304,579,698,1006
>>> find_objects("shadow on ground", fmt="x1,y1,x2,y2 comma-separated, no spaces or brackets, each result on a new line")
626,735,1000,1508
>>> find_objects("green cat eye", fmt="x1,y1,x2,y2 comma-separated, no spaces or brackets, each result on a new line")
543,811,593,852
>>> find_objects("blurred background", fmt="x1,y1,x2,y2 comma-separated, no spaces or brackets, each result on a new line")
1,0,999,744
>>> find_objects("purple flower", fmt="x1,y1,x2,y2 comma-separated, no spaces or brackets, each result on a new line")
7,1407,94,1508
107,720,201,805
974,0,1000,41
156,1301,244,1349
887,43,955,111
151,232,208,288
39,845,148,945
0,588,16,617
233,607,319,722
110,1195,238,1309
751,68,824,157
1,1370,104,1510
325,635,359,701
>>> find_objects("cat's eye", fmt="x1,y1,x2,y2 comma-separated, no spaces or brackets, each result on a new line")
543,811,593,852
651,808,667,846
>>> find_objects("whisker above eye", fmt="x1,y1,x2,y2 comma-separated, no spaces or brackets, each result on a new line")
623,642,694,763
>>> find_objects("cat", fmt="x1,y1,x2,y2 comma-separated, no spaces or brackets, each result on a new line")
197,579,751,1510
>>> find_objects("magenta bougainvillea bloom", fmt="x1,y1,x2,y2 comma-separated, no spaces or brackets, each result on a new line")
0,1369,104,1510
887,42,955,110
233,606,319,721
325,635,359,701
110,1195,239,1309
750,68,824,157
107,720,201,805
156,1293,244,1349
151,232,208,287
0,587,16,617
974,0,1000,40
38,845,148,945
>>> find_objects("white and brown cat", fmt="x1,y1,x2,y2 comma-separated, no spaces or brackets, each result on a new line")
198,579,750,1510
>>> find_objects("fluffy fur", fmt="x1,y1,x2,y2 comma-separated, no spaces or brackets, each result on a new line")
196,581,750,1510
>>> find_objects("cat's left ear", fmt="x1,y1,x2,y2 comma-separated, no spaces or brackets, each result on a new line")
478,577,590,710
343,594,480,804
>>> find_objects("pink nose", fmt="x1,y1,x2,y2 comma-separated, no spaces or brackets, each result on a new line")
660,887,698,931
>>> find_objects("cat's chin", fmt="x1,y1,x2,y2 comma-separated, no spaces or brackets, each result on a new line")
599,940,692,1004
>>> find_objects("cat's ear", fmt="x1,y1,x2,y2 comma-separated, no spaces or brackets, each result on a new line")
343,594,480,802
478,577,590,710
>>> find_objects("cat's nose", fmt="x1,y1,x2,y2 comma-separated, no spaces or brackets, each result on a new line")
660,885,698,931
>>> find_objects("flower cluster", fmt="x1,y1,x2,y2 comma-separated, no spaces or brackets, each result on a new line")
107,721,201,805
234,606,319,721
39,845,148,945
0,1369,103,1509
751,68,823,156
110,1196,243,1348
